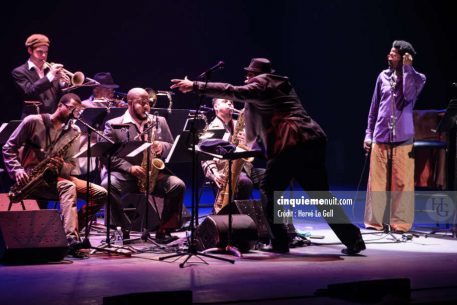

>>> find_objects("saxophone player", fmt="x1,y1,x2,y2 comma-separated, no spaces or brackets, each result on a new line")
201,98,264,209
2,93,107,258
101,88,185,244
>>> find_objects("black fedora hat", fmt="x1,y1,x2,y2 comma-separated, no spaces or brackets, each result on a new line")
244,58,275,74
93,72,119,89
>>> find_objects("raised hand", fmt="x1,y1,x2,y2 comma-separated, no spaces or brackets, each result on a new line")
170,76,193,93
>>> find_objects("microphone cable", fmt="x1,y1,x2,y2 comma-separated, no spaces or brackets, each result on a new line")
352,150,370,220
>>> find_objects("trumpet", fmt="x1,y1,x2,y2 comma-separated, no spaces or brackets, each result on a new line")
44,62,100,91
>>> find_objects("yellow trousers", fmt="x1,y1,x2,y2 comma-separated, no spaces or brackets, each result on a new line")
364,143,415,232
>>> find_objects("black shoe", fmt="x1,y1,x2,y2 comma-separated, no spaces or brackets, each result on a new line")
289,236,310,248
392,229,406,234
155,233,179,244
122,229,130,240
68,239,88,258
341,236,366,256
270,239,290,253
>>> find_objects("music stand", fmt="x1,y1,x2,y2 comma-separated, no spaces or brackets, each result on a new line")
101,107,128,126
151,108,190,139
75,141,151,255
425,99,457,238
159,131,235,266
76,108,108,132
74,112,107,253
0,121,22,146
198,147,263,257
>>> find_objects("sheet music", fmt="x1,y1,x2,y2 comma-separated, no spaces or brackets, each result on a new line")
127,142,152,158
166,134,180,163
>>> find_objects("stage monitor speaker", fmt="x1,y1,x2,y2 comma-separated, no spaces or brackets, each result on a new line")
218,199,270,242
103,290,192,305
0,193,40,211
0,210,68,263
315,278,411,303
195,214,258,252
120,194,191,232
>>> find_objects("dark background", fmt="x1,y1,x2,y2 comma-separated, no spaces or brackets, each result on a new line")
1,0,456,188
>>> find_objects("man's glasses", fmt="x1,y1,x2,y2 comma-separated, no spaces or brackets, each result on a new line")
62,103,83,117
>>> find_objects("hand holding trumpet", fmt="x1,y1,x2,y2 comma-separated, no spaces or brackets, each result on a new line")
46,62,68,83
44,62,86,87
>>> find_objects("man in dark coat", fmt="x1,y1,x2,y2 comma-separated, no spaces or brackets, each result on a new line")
171,58,365,255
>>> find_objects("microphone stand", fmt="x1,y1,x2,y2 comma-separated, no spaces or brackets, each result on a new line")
365,69,404,242
126,117,164,250
75,116,134,256
159,70,235,267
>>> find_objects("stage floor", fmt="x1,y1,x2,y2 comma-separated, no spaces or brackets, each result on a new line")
1,219,457,305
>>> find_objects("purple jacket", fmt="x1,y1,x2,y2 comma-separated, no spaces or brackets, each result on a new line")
365,65,426,143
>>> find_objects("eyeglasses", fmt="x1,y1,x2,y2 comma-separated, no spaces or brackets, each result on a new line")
62,103,83,116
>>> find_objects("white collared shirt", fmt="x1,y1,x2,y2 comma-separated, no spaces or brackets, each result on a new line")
27,60,51,80
121,110,149,133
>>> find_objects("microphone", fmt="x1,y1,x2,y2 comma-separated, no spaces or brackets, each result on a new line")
198,61,225,79
452,82,457,88
189,105,213,114
63,109,75,131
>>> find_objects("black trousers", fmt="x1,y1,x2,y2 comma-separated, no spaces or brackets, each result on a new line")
101,171,185,231
261,140,361,247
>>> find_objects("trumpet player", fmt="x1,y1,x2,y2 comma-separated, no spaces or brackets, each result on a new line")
81,72,127,109
12,34,69,118
101,88,185,244
2,93,107,258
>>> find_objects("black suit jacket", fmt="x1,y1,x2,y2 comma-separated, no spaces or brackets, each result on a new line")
12,62,61,117
102,113,174,176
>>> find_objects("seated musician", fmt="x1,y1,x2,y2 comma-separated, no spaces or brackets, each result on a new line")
101,87,185,244
2,93,107,257
81,72,126,109
78,72,126,182
201,98,264,214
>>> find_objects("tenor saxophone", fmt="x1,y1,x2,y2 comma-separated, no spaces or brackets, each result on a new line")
213,108,253,214
137,115,165,193
9,133,80,203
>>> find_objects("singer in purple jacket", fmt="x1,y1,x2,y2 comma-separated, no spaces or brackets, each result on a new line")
171,58,366,255
363,40,426,233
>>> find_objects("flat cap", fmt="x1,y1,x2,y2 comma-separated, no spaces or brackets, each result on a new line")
25,34,50,48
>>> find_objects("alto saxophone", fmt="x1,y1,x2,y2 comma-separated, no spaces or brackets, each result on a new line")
9,133,80,203
213,108,253,214
137,114,165,193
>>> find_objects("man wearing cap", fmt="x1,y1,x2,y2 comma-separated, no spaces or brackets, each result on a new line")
364,41,426,233
78,72,127,180
82,72,126,109
171,58,366,255
12,34,67,118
